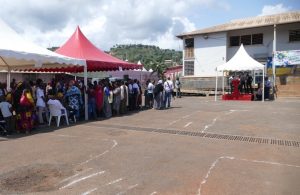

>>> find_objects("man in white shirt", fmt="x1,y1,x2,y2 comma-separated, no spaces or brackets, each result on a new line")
163,77,174,108
36,79,49,124
147,80,154,108
120,81,128,114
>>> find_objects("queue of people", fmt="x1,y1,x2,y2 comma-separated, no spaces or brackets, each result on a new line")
0,76,179,136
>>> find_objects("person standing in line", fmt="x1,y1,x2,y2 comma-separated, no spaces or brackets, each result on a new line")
144,80,150,108
132,79,140,110
246,73,253,94
36,79,48,125
87,82,97,120
103,80,112,118
163,77,174,109
240,73,246,93
128,79,134,111
0,96,13,135
175,77,181,98
153,80,163,110
95,81,104,117
65,80,82,120
147,80,154,108
120,81,128,114
112,82,121,116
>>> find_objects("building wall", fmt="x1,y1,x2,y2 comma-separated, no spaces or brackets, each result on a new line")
227,22,300,62
187,32,227,77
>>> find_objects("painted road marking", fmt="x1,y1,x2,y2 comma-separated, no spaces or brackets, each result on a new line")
81,188,97,195
78,139,118,166
60,170,105,189
116,184,139,195
201,118,217,133
184,122,193,128
197,156,300,195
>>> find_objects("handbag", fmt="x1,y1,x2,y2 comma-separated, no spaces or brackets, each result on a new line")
20,92,31,107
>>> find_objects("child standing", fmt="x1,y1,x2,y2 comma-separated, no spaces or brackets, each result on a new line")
0,96,13,135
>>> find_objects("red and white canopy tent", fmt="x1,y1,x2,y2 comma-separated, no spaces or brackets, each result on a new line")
54,26,141,72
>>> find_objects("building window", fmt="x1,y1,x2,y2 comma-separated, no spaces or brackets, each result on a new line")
230,36,240,46
184,61,194,76
230,33,263,46
241,35,251,45
289,30,300,42
184,38,194,58
252,33,263,44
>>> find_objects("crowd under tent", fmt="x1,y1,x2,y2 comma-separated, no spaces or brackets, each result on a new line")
0,18,89,120
215,44,265,102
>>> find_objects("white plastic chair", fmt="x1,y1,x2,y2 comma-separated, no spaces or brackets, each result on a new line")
48,104,69,127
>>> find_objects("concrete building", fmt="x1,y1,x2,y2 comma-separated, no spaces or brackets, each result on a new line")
177,11,300,96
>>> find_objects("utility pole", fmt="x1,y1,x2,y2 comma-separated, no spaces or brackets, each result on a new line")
273,24,277,86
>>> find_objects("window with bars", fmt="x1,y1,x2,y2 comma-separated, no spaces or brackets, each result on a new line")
184,61,194,76
241,35,251,45
184,38,194,58
289,30,300,42
252,34,263,44
230,33,263,46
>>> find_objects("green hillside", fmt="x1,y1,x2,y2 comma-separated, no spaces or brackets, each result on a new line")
110,44,182,76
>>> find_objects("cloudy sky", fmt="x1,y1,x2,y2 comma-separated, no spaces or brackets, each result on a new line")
0,0,299,51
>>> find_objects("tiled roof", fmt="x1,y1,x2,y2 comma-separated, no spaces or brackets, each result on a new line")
177,11,300,39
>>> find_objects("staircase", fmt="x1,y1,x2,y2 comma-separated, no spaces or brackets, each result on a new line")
276,76,300,98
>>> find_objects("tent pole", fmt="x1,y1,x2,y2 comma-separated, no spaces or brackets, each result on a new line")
215,71,218,101
7,67,11,91
84,63,88,120
262,68,265,102
222,70,225,95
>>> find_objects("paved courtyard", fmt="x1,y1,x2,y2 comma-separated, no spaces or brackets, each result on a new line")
0,97,300,195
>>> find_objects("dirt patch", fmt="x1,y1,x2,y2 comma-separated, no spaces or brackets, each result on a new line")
0,164,73,194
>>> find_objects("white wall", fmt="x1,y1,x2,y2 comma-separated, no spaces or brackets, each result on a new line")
227,23,300,61
193,32,227,77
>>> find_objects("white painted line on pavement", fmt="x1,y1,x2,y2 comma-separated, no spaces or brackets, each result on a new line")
197,156,300,195
184,122,192,128
169,119,181,125
78,139,118,166
81,188,98,195
49,134,79,138
60,170,105,189
201,118,217,133
116,184,139,195
150,191,158,195
59,168,93,184
169,111,201,126
225,109,249,115
79,151,109,166
105,177,123,186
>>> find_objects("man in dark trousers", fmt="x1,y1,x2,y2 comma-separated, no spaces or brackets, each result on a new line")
246,73,253,94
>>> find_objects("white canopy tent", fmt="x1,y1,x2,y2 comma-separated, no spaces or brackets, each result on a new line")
0,19,89,120
215,44,265,102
